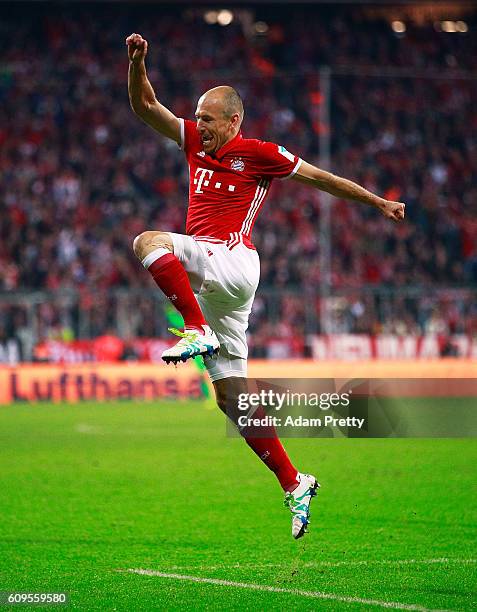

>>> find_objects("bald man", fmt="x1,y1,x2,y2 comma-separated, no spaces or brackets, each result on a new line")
126,33,405,539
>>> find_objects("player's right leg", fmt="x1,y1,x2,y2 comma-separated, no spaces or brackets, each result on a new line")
193,239,319,538
212,374,320,539
133,231,219,363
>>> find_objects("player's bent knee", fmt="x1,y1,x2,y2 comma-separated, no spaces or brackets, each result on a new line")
132,231,173,260
132,231,159,259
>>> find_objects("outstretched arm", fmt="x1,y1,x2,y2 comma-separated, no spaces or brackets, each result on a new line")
292,160,405,222
126,33,181,144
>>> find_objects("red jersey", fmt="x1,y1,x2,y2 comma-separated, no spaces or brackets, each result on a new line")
179,118,302,249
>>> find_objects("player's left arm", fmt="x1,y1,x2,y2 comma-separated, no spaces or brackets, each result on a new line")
292,160,405,222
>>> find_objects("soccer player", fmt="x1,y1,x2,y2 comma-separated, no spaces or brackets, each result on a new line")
126,33,405,539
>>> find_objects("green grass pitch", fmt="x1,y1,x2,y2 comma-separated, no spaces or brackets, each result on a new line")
0,400,475,610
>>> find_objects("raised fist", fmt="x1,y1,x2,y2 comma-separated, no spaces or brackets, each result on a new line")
380,200,406,222
126,33,148,63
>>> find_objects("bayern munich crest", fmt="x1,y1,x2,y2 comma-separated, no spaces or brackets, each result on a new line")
230,157,245,171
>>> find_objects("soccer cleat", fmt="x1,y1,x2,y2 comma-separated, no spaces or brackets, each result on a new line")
284,473,320,539
162,325,219,364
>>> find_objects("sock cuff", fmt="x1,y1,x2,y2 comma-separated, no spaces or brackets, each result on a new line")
142,247,174,269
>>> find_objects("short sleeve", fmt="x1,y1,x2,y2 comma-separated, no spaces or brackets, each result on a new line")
255,141,302,180
179,118,201,154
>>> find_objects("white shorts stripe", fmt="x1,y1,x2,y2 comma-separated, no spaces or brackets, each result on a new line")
226,232,239,250
194,238,224,245
193,235,225,242
227,232,243,251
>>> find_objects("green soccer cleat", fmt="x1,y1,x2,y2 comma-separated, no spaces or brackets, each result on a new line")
284,473,320,539
161,325,220,364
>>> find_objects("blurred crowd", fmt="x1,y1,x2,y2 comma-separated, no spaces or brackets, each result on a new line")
1,4,476,355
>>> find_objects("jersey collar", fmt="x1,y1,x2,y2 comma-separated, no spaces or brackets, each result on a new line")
212,131,243,160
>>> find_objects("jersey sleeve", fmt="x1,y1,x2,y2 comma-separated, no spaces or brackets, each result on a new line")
255,141,302,180
178,118,201,155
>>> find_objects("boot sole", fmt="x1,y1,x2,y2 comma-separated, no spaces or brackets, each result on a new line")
294,478,320,540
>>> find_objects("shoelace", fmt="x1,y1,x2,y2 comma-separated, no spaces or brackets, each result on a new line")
168,327,197,341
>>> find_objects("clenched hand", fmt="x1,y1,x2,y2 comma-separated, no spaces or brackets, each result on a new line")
126,33,148,63
380,200,406,222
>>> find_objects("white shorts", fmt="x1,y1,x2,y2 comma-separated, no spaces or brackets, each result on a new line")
170,233,260,382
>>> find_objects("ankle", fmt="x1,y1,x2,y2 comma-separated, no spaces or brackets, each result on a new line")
284,473,300,493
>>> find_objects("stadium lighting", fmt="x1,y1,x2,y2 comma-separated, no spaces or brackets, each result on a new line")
254,21,269,34
204,11,218,25
442,21,457,33
391,21,406,33
437,20,468,33
217,9,233,26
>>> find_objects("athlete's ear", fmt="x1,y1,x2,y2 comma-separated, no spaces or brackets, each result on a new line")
230,112,241,131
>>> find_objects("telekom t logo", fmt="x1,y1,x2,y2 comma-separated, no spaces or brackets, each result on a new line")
194,168,214,194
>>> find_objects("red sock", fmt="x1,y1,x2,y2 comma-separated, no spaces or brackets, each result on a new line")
245,437,299,491
147,252,207,331
242,408,299,492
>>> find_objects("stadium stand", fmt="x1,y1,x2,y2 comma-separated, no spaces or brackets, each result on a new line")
1,5,476,358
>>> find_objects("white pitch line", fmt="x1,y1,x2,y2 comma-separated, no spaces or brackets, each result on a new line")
123,568,450,612
166,558,477,571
